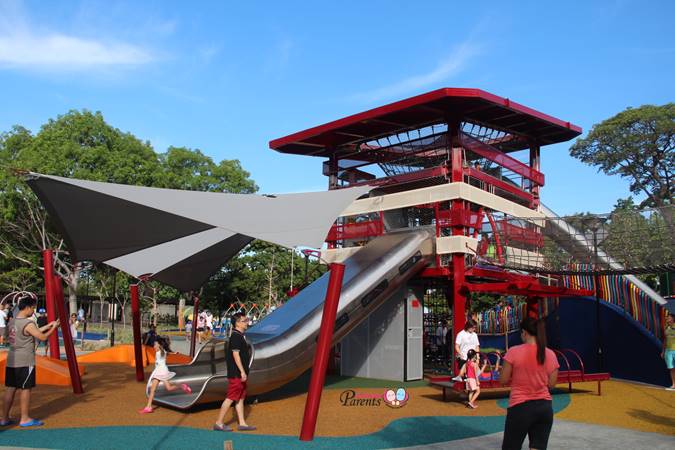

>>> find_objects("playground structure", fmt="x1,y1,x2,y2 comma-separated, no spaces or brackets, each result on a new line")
20,87,672,441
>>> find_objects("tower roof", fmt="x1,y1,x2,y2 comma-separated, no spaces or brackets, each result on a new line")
270,88,582,156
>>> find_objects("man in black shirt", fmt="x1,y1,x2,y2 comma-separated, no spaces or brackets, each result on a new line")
213,312,255,431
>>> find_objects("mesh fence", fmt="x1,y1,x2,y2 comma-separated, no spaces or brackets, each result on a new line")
485,206,675,275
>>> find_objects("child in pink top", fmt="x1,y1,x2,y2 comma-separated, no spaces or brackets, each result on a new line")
465,349,487,409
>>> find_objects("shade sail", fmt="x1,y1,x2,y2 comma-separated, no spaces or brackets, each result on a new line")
26,173,370,291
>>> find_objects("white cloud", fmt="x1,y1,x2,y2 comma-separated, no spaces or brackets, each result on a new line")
0,1,156,71
349,41,481,103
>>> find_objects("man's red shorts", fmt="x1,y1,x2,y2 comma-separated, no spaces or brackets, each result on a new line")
226,377,247,401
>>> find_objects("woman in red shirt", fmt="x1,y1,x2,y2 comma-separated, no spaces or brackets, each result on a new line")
500,317,559,450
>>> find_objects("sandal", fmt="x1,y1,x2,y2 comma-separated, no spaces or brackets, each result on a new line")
213,423,232,432
19,419,44,427
138,407,154,414
181,383,192,394
0,418,16,426
237,425,256,431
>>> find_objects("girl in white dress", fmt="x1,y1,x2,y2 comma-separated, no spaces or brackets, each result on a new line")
139,337,191,414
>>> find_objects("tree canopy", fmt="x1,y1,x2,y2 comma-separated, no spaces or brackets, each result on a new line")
569,103,674,230
0,109,275,314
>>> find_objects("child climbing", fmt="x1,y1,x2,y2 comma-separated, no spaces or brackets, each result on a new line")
139,337,192,414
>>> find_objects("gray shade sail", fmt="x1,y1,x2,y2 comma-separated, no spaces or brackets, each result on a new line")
26,173,370,292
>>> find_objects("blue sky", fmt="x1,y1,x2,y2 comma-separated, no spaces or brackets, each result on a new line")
1,0,673,215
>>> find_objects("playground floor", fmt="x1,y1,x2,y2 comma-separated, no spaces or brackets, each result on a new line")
0,360,673,449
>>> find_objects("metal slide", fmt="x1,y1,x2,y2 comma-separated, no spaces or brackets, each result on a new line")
540,204,665,306
150,229,434,409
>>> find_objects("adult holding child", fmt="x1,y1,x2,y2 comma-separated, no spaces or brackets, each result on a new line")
0,295,60,427
500,317,559,450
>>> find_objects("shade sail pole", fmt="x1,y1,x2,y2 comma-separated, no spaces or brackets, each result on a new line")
190,294,199,357
299,262,345,441
42,250,60,360
131,284,145,382
53,274,84,394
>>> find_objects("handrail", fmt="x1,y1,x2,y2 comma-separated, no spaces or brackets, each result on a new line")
553,349,573,386
560,348,585,378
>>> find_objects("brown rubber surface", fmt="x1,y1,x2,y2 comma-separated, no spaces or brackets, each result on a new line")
2,364,673,437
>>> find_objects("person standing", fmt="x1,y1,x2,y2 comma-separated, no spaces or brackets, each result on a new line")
69,314,79,342
663,313,675,390
213,313,255,432
35,309,49,356
455,319,480,373
0,304,8,347
500,318,559,450
1,295,60,427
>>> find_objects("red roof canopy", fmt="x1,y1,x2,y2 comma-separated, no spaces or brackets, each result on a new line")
269,88,582,157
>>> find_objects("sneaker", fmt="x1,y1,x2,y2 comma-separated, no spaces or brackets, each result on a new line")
138,407,154,414
452,375,463,382
19,419,44,427
666,387,675,391
181,383,192,394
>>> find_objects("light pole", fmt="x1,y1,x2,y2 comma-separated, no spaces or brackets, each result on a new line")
584,216,609,371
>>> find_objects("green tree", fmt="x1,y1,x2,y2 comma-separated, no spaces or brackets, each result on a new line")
0,110,258,313
570,104,674,231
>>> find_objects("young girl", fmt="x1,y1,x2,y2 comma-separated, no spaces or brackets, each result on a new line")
139,337,192,414
465,349,487,409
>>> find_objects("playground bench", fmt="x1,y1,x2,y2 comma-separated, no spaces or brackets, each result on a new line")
554,349,611,396
428,349,611,400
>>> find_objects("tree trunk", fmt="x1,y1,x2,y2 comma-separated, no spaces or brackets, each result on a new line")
178,297,185,331
152,287,158,327
67,267,80,314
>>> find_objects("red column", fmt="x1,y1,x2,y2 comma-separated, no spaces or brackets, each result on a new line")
130,284,145,382
190,295,199,357
299,262,345,441
450,127,467,373
53,275,84,394
529,143,541,208
42,249,60,360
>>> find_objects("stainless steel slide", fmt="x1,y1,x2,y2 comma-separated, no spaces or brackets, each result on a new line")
540,204,665,306
150,229,434,409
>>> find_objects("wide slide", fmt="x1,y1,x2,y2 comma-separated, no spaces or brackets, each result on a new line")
151,229,433,409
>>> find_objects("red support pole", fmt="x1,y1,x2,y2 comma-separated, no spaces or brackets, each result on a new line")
448,129,469,374
53,275,84,394
130,284,145,382
42,250,60,360
190,295,199,357
299,262,345,441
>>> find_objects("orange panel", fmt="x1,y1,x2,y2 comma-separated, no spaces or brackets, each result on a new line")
0,353,85,387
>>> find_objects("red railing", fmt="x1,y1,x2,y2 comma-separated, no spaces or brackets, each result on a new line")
326,218,384,243
461,132,545,185
498,219,544,247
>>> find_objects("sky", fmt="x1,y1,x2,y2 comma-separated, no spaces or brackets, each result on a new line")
0,0,673,215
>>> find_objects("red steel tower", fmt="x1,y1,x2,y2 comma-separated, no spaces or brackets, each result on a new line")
270,87,589,366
